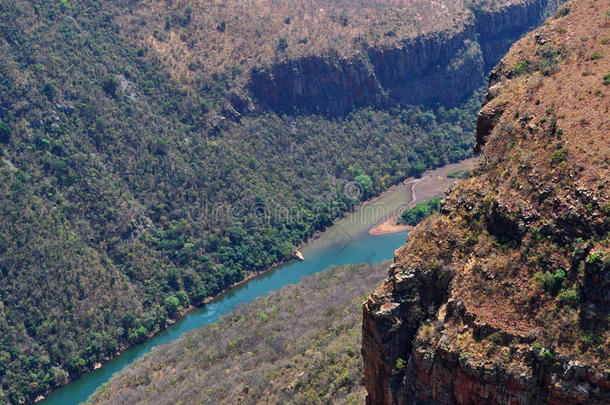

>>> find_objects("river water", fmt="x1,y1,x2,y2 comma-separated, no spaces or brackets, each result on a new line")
42,175,418,404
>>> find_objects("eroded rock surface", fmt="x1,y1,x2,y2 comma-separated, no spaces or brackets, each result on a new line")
363,1,610,403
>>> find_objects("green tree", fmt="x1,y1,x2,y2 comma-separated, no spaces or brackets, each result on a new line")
102,75,120,97
41,81,56,100
121,311,136,330
398,197,442,225
176,290,190,307
354,174,373,197
0,121,11,143
164,296,181,317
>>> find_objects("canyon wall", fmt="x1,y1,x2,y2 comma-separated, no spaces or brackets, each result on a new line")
250,0,562,115
473,0,563,70
362,0,609,403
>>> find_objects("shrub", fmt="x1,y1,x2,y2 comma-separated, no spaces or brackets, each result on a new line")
487,332,503,345
581,335,593,348
513,61,529,75
555,7,570,17
41,81,57,100
590,52,602,60
603,73,610,86
217,20,226,32
176,290,190,307
0,121,11,143
465,234,478,247
551,148,568,165
534,269,566,294
164,296,181,317
128,326,148,343
68,357,86,373
102,75,121,97
550,269,566,288
121,311,136,329
395,357,406,370
586,250,605,265
278,37,288,50
447,168,471,178
558,287,580,307
539,44,561,76
354,174,373,197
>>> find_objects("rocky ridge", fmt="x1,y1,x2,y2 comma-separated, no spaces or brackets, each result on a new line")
362,0,610,403
120,0,563,115
251,0,564,114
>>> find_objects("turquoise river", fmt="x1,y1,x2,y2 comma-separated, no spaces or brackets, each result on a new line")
41,159,473,404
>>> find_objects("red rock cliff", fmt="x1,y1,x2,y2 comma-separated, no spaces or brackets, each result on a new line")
362,1,610,403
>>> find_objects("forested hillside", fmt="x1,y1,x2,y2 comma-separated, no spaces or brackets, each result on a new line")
0,1,482,402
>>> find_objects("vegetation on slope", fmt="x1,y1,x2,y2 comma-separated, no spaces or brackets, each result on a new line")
397,197,442,226
446,168,472,178
0,1,482,402
87,262,388,405
114,0,472,85
113,0,552,88
364,1,609,402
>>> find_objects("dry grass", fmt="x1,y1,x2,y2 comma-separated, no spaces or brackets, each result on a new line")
379,0,609,379
445,0,609,369
87,262,388,404
114,0,484,84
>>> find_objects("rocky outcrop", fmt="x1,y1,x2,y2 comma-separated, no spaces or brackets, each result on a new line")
362,262,453,404
250,0,562,115
367,32,483,109
250,53,386,115
473,0,563,71
362,1,609,403
399,346,610,404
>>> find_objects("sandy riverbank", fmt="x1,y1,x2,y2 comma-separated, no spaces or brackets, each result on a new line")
369,158,478,235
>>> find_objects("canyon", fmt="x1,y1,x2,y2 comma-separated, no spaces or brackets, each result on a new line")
0,0,584,403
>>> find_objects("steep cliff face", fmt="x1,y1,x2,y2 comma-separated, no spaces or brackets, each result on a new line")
473,0,563,70
251,28,483,114
250,0,561,115
363,0,610,403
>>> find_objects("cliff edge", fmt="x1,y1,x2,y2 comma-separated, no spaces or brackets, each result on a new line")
119,0,562,115
362,1,609,403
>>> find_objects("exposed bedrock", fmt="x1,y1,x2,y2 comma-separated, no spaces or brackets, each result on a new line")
249,0,561,115
361,0,609,402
